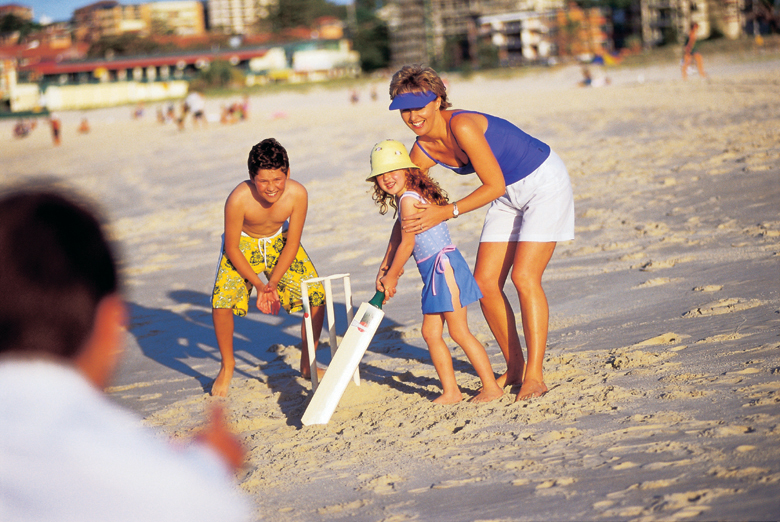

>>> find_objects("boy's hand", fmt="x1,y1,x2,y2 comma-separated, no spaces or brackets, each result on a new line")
257,283,281,315
194,404,245,473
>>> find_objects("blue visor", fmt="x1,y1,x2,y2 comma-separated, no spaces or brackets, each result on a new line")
389,91,437,110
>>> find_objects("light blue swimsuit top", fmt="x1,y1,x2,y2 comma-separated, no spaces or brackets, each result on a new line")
398,192,453,262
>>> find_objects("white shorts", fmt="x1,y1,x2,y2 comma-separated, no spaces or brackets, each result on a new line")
480,150,575,243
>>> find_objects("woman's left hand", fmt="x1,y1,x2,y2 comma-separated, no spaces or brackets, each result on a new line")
401,202,451,234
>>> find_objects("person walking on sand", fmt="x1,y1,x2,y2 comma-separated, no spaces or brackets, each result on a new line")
211,138,326,396
368,140,503,404
380,65,574,401
0,187,252,521
682,22,707,80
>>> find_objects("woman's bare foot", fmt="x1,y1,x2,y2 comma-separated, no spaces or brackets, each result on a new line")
515,378,547,401
495,370,524,389
469,385,503,403
433,391,463,404
210,366,233,397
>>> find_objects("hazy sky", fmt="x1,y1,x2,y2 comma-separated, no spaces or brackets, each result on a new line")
24,0,351,24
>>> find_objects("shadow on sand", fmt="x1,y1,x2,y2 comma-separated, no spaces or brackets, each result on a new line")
127,289,484,423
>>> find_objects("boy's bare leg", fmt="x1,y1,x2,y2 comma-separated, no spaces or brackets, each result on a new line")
511,241,556,401
422,313,462,404
300,304,325,380
211,308,236,397
442,263,502,403
474,241,525,388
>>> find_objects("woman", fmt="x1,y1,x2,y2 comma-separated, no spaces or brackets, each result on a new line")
377,65,574,401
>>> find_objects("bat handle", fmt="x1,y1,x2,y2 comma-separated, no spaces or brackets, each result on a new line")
368,291,385,309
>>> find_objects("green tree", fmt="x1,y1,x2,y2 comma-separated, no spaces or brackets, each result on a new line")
0,14,41,40
191,59,244,89
269,0,344,31
351,0,389,72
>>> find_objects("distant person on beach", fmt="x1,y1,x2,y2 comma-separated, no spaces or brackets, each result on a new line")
48,113,61,145
682,22,707,80
179,90,206,129
381,65,574,401
211,138,326,396
78,117,90,134
0,187,252,522
369,140,503,404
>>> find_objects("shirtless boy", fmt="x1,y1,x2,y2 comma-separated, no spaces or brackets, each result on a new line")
211,138,325,396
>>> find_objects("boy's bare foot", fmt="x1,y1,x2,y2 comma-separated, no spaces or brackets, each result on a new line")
210,366,233,397
469,385,503,403
301,365,326,381
515,379,547,401
433,391,463,404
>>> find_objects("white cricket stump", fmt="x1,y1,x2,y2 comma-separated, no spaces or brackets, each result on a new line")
300,273,356,392
301,291,385,425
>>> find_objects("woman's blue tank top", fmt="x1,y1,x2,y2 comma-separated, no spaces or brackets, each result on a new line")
414,110,550,185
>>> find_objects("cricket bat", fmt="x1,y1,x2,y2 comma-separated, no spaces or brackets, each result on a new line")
301,291,385,426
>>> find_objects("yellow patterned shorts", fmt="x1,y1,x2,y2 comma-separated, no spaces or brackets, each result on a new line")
212,230,325,316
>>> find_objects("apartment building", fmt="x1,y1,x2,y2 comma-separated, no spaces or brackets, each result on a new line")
149,1,205,36
0,3,33,21
207,0,278,34
73,1,151,42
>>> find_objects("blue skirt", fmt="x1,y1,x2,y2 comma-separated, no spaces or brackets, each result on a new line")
418,248,483,314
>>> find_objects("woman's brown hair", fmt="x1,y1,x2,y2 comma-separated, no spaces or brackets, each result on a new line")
389,65,451,110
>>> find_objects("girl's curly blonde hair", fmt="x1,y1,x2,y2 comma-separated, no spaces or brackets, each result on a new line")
372,168,449,217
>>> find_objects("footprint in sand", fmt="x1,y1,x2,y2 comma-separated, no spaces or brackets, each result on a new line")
693,285,723,292
683,298,764,317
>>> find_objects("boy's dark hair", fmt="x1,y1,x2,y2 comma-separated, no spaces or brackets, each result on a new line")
247,138,289,179
0,188,118,359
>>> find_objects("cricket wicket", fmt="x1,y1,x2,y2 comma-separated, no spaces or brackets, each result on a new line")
300,273,355,392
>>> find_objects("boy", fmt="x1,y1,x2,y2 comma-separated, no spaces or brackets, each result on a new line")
0,188,251,521
211,138,325,396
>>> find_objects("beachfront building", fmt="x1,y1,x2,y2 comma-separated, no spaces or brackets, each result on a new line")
73,1,153,43
148,1,206,36
640,0,746,46
0,3,33,21
382,0,615,68
207,0,278,34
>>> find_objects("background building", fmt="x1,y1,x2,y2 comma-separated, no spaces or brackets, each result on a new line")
149,1,206,36
0,3,32,21
207,0,278,34
73,1,152,42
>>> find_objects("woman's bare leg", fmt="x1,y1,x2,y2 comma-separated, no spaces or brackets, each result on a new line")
440,262,502,402
511,241,556,400
474,241,525,388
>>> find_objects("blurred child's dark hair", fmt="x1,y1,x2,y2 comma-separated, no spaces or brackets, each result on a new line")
0,187,118,359
372,168,448,216
248,138,289,179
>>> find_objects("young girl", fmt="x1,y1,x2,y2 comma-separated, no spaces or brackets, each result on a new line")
368,139,503,404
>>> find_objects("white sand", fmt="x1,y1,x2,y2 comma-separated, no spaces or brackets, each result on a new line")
2,54,779,521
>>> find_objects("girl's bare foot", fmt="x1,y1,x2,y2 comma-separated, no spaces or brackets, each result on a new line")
469,385,503,403
516,378,547,401
433,392,463,404
210,366,233,397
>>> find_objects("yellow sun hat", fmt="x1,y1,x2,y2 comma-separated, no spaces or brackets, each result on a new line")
367,139,419,181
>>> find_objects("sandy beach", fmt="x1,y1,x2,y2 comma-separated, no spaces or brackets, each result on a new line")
2,53,779,521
